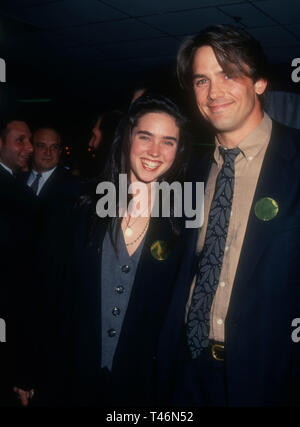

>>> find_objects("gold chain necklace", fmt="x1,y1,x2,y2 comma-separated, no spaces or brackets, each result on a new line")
124,207,148,237
125,217,150,246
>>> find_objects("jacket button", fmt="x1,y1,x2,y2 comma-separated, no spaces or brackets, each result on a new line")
115,286,124,294
121,265,130,273
108,328,116,337
112,306,120,316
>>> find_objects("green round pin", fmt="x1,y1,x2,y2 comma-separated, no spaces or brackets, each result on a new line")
254,197,279,221
150,240,169,261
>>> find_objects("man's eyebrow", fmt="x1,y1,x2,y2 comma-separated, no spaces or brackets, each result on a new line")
193,70,226,80
193,73,207,79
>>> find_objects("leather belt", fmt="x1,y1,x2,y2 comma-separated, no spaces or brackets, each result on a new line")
209,340,225,362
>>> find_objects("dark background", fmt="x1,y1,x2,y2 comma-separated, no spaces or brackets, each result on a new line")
0,0,299,168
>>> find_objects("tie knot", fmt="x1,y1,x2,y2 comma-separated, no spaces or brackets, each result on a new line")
219,146,240,163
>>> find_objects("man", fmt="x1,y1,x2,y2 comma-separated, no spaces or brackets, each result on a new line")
83,111,122,179
25,127,82,210
0,120,38,405
158,25,300,406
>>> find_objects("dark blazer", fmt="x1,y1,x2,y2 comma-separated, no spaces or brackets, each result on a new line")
36,207,187,406
21,166,82,211
158,120,300,406
0,165,40,402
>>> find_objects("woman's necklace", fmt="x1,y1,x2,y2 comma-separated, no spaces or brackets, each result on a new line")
125,217,150,246
124,206,148,237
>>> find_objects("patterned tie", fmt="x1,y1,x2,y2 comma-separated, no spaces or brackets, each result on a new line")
30,173,42,194
187,146,240,359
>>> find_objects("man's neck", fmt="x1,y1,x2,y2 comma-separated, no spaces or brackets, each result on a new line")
216,112,264,148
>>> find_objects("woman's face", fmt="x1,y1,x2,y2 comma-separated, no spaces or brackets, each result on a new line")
129,112,179,184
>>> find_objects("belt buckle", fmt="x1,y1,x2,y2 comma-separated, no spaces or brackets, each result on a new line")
211,343,225,361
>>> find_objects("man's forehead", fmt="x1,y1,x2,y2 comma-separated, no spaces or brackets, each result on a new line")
193,45,251,78
7,120,31,134
33,129,60,144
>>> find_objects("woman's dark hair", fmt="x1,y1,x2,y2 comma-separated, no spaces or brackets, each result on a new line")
177,24,269,94
84,93,189,248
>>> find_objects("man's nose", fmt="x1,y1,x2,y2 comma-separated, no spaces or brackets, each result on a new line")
44,146,52,156
26,140,33,154
208,79,224,100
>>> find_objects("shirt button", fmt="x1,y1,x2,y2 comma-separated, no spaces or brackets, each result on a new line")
225,246,229,252
220,281,225,288
217,318,223,325
108,328,116,337
248,156,253,161
121,265,130,273
115,285,124,294
112,306,120,316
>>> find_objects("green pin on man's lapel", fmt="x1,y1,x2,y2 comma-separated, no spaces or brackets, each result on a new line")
255,197,279,221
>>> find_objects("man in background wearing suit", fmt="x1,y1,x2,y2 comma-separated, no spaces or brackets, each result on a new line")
0,119,38,405
26,127,82,210
158,25,300,406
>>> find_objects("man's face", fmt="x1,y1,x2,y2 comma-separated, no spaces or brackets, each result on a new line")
0,121,33,171
192,45,267,142
88,118,102,151
32,128,61,172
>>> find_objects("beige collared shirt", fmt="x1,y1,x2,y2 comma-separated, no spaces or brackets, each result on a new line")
186,114,273,343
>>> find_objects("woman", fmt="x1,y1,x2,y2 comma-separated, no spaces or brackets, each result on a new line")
37,94,189,407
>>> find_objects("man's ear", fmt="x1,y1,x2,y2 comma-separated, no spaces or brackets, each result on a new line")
255,78,268,95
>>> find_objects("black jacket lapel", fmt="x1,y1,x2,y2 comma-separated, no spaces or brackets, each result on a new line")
228,121,299,319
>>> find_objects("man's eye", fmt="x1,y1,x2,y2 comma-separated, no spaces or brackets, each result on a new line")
195,78,207,87
139,135,149,141
224,74,232,80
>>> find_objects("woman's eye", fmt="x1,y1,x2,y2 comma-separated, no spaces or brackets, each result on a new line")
163,140,174,146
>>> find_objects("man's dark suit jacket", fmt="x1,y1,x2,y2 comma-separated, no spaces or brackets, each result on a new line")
35,206,187,406
158,120,300,406
22,166,82,212
0,165,40,403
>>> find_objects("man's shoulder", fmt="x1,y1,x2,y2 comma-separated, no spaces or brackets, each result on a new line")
47,166,83,199
54,165,78,179
271,120,300,149
51,166,81,187
268,121,300,175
